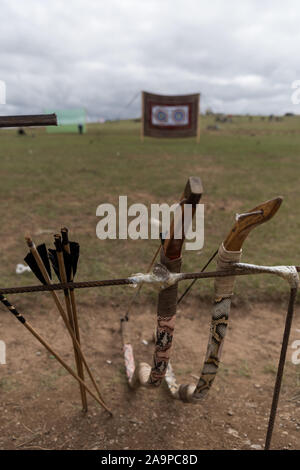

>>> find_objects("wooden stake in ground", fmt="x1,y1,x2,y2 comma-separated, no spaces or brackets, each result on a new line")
140,91,145,143
0,293,112,414
196,112,201,143
24,236,108,412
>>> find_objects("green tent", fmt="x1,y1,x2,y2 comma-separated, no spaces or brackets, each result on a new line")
45,108,86,133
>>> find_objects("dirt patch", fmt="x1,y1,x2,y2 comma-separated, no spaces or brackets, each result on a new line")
204,198,244,215
0,296,299,450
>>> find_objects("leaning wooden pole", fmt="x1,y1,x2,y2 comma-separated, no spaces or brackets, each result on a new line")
0,114,57,128
0,294,112,414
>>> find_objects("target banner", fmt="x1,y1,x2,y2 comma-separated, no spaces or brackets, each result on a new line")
142,91,200,138
152,105,189,126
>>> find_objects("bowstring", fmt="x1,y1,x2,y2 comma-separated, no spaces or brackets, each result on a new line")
121,197,188,322
122,196,217,318
121,244,161,322
177,249,218,305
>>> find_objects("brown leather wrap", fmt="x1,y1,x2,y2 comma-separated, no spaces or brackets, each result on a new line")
148,248,182,386
157,249,182,317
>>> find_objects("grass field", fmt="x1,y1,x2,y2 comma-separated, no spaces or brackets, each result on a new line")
1,114,300,303
1,114,300,451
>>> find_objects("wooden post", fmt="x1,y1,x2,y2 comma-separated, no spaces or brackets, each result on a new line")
196,96,201,143
0,114,57,128
140,91,145,143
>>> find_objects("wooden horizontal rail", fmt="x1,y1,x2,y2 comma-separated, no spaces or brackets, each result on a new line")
0,113,57,128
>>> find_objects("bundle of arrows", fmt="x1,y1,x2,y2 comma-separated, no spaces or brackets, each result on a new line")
0,229,112,415
0,176,299,450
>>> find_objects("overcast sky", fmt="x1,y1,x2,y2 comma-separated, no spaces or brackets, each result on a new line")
0,0,299,119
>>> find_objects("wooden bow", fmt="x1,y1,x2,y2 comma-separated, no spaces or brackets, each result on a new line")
122,177,203,388
165,197,283,402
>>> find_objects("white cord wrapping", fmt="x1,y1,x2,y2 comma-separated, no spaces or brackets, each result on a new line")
214,243,242,298
129,264,183,289
234,263,300,288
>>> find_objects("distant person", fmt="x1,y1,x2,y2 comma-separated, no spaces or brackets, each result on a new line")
78,123,83,134
17,128,26,136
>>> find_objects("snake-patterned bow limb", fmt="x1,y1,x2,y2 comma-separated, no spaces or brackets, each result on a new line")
127,177,204,388
169,197,283,402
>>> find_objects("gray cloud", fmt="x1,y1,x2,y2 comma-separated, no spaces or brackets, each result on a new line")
0,0,299,119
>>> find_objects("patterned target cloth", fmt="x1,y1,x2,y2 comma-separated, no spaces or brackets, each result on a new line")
151,106,189,126
142,91,200,138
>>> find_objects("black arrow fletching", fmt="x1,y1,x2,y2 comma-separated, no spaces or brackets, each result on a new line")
48,248,60,281
48,248,73,282
69,242,80,277
62,250,73,282
24,244,52,285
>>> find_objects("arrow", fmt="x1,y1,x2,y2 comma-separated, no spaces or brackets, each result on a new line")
24,236,111,414
0,293,111,413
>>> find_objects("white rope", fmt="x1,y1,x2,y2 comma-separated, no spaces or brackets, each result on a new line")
234,263,299,288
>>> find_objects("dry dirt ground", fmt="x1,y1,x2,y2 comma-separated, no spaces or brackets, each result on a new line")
0,294,299,451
